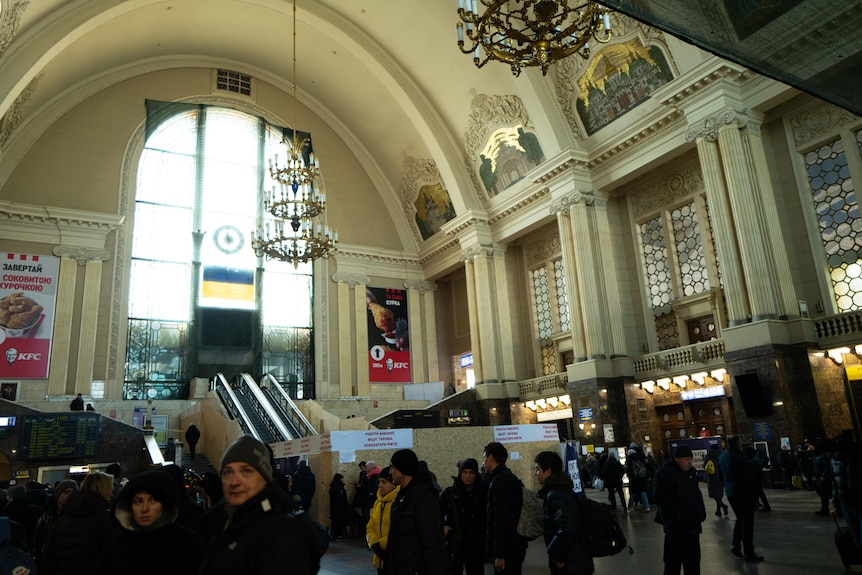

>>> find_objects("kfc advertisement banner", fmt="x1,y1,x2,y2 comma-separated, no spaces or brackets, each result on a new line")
366,287,410,383
0,253,60,379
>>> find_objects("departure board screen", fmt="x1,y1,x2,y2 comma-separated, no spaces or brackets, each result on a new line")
18,413,100,460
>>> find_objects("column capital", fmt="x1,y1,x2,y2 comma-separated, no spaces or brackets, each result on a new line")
685,108,750,143
53,246,110,266
404,279,437,294
461,243,505,262
331,272,369,288
549,190,594,215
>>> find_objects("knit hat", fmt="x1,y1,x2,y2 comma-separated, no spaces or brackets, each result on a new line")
459,458,479,476
220,435,273,481
55,479,78,495
673,445,693,459
390,449,420,476
7,485,25,501
366,461,380,473
379,466,393,483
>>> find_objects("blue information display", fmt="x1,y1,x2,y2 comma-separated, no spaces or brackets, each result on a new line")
18,413,100,460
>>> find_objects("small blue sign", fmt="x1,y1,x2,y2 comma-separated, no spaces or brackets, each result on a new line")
578,407,593,422
460,354,473,368
754,421,772,440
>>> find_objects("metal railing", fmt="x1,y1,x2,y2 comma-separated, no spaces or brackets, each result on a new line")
237,374,294,442
261,374,317,437
213,373,262,442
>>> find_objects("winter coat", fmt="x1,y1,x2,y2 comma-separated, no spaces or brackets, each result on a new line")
602,456,626,489
485,464,528,562
537,473,594,575
40,489,122,575
705,450,725,500
329,477,351,523
718,447,757,501
439,477,487,566
653,459,706,534
293,463,317,511
366,485,400,570
185,424,201,447
199,481,317,575
625,451,650,494
384,475,448,575
97,470,203,575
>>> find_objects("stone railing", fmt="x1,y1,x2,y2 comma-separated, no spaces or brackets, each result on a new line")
518,372,569,400
633,339,726,378
814,311,862,347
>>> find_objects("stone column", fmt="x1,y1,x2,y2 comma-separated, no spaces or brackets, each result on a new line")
715,112,779,320
593,194,627,357
332,272,369,398
405,280,439,384
47,251,79,396
469,244,501,382
687,127,751,325
568,192,607,359
551,197,587,361
489,249,517,382
461,253,483,384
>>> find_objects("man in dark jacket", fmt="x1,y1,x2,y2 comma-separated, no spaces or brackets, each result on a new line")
385,448,448,575
293,459,317,513
483,441,528,575
199,435,318,575
185,423,201,460
654,445,707,574
718,435,764,562
535,451,593,575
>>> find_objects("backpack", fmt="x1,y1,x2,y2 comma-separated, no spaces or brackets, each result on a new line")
632,459,648,479
0,517,36,575
575,496,633,557
516,485,545,540
704,459,716,475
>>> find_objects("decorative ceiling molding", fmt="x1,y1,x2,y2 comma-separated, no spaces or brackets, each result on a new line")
629,162,704,219
588,107,684,168
463,92,533,202
788,101,861,150
487,186,551,226
0,0,28,59
0,72,39,148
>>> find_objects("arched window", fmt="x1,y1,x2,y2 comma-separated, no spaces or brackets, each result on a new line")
125,104,314,400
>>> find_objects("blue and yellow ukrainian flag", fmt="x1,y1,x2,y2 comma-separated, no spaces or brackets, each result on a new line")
201,267,254,302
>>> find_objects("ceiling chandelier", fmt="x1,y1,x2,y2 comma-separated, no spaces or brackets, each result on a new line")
456,0,613,76
251,0,337,268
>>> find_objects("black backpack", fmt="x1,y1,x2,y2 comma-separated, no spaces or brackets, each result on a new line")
575,496,633,557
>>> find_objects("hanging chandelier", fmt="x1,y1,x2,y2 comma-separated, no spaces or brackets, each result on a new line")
251,0,337,268
456,0,613,76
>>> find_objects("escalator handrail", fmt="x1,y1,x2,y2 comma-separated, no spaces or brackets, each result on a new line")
261,373,317,436
214,373,263,442
239,373,293,441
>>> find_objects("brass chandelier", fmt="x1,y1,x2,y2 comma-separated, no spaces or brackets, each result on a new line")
251,0,337,268
456,0,613,76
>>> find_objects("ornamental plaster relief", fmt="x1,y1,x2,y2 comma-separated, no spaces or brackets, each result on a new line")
403,279,437,294
629,164,704,219
0,73,39,148
524,233,562,266
53,246,110,266
331,272,370,288
0,0,27,59
788,101,860,150
684,107,750,143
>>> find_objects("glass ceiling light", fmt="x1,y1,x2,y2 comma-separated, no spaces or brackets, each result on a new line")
657,377,671,391
456,0,613,77
640,380,655,394
251,0,337,267
690,372,708,386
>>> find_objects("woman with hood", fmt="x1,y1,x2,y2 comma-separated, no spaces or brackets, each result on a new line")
366,465,400,575
534,451,594,575
439,458,486,575
329,473,351,540
33,479,77,563
97,470,203,575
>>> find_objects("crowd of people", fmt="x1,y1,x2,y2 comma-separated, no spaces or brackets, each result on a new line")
1,431,859,575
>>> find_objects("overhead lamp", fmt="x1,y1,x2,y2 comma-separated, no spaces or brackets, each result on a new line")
690,372,708,386
251,0,337,267
672,375,688,389
657,378,671,391
536,398,547,409
559,394,571,405
525,400,537,411
547,396,559,408
640,380,655,394
456,0,613,77
710,369,727,382
578,423,585,430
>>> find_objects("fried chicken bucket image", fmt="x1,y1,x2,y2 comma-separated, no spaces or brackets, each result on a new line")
0,292,44,338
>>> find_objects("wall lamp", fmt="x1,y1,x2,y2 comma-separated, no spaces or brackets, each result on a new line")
657,378,671,391
525,400,537,411
559,394,571,406
690,372,708,386
641,380,655,394
828,347,851,365
536,398,547,410
673,375,688,388
547,396,559,408
710,368,727,382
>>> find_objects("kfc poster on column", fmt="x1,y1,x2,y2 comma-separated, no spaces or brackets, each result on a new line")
366,287,410,383
0,253,60,379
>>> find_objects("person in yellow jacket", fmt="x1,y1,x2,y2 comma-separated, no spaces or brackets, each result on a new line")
366,465,400,574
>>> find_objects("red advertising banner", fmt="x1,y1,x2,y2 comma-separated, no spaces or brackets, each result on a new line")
0,253,60,379
366,287,410,383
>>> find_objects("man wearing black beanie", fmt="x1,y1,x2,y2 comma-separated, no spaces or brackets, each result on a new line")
386,449,447,574
654,444,707,574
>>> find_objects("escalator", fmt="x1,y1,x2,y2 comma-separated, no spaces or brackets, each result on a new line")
213,373,316,444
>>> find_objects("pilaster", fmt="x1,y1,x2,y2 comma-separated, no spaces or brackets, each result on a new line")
551,197,586,361
332,272,370,398
48,253,77,395
568,192,606,359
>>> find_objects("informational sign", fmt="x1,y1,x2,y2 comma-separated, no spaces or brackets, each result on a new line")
564,440,584,495
754,420,772,440
366,287,410,383
667,435,721,478
494,424,560,443
270,429,414,458
578,407,593,422
18,413,100,460
0,253,60,379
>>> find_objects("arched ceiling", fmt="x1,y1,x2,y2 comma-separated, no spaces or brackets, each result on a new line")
0,0,554,257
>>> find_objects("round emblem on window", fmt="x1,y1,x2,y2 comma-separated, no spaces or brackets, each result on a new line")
213,225,245,254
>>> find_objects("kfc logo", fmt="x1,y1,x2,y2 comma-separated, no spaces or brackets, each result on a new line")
5,347,17,365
